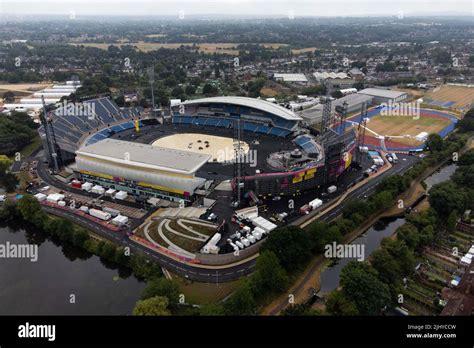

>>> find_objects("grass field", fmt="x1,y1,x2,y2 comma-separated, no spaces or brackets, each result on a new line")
0,83,52,94
172,273,240,304
358,114,451,146
291,47,317,54
425,85,474,111
72,42,289,55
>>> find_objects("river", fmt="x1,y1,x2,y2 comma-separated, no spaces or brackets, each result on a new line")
318,162,458,295
0,223,145,315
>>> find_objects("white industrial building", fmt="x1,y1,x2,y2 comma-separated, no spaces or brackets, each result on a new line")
274,73,308,84
313,71,349,82
357,88,408,104
298,93,374,125
3,80,81,112
73,138,210,203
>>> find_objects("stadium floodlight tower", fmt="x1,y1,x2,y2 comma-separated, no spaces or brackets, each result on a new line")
233,119,244,207
335,101,348,134
40,96,60,173
147,67,156,117
320,79,333,135
355,102,368,166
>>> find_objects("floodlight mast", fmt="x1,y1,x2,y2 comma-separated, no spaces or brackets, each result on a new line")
148,67,156,117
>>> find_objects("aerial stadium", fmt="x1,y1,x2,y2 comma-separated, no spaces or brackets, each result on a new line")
39,96,356,206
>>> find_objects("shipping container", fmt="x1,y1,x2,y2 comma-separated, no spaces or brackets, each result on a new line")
81,182,93,192
114,191,128,200
79,205,89,213
103,207,121,217
34,193,47,202
89,208,111,221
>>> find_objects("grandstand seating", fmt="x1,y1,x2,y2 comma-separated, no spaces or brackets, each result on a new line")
172,114,293,138
39,97,145,152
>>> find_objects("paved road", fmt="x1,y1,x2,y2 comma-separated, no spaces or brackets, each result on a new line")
43,206,256,282
36,150,418,283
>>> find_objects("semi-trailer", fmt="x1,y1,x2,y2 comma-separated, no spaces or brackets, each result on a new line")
89,208,111,221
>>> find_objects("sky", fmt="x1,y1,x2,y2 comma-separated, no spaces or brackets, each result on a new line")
0,0,472,17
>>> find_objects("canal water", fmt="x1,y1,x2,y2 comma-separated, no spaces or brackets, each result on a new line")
319,216,406,294
423,162,458,191
0,223,145,315
318,162,458,295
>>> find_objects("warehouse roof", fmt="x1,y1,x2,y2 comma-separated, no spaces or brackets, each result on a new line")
314,71,349,80
358,88,408,99
180,96,302,121
274,73,308,82
76,139,211,175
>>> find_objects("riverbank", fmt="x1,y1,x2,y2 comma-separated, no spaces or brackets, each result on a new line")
261,134,474,315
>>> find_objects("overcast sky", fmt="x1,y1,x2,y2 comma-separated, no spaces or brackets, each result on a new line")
0,0,472,17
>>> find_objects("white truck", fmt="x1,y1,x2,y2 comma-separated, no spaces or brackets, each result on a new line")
309,198,323,210
391,153,398,163
240,237,250,247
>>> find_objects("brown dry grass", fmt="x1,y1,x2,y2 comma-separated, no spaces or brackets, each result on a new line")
425,85,474,110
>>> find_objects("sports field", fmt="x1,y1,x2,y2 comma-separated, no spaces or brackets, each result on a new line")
151,133,249,162
365,114,451,146
343,108,458,151
423,85,474,111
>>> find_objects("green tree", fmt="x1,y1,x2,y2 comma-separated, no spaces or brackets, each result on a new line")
381,238,416,275
223,280,256,315
446,210,458,232
429,182,467,216
202,83,218,97
370,248,403,288
141,278,180,306
250,251,288,298
261,225,312,271
0,173,19,192
133,296,171,316
325,290,358,315
426,133,444,153
339,261,391,315
16,194,42,221
396,223,420,249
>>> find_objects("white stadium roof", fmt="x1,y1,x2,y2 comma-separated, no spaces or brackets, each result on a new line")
358,88,408,99
76,138,211,175
180,96,302,121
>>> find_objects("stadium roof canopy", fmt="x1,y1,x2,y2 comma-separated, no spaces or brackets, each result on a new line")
180,96,302,121
358,88,408,99
76,138,211,175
